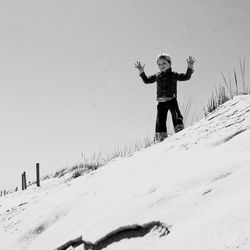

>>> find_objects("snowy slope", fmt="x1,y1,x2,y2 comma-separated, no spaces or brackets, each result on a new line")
1,95,250,250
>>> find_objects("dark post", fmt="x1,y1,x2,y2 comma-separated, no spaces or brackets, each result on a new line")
4,190,6,196
23,171,27,190
0,190,2,197
22,173,24,190
36,163,40,187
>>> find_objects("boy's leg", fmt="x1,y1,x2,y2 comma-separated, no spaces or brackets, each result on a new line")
170,99,184,133
173,98,183,120
155,102,168,142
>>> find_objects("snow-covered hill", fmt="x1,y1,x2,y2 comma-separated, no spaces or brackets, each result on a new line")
1,95,250,250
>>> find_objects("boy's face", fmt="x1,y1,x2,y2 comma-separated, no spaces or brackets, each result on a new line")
157,59,171,72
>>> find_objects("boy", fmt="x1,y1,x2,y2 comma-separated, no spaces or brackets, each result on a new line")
135,54,195,142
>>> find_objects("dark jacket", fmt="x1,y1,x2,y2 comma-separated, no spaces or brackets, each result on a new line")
140,67,194,99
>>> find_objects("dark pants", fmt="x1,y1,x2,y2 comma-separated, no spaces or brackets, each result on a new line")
155,98,183,133
173,98,183,120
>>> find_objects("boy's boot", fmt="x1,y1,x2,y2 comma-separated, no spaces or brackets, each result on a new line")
154,132,161,143
154,132,168,143
175,114,184,133
174,124,184,133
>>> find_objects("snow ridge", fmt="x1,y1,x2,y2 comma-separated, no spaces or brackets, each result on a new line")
55,221,169,250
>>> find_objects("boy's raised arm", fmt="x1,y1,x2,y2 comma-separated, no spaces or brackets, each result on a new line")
135,61,156,84
187,56,195,70
177,56,195,81
134,61,145,74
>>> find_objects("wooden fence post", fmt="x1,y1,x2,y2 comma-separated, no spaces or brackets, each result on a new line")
22,173,24,190
36,163,40,187
24,172,27,189
23,172,27,190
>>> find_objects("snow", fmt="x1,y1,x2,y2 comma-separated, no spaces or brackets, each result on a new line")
1,94,250,250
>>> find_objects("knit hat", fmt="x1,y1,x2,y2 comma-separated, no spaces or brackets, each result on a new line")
157,54,172,64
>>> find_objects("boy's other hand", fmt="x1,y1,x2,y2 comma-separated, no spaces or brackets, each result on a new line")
187,56,195,69
134,61,145,74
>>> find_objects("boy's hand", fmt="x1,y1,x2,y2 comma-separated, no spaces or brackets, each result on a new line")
134,61,145,74
187,56,195,70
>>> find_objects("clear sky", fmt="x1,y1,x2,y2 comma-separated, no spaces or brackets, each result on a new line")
0,0,250,190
